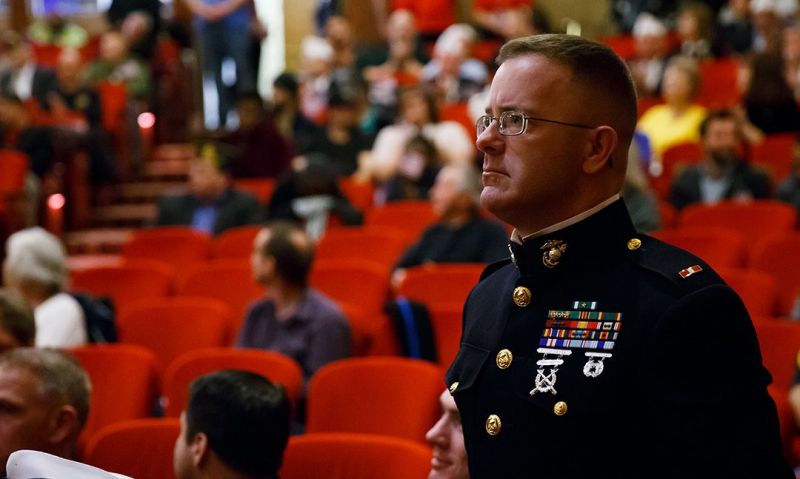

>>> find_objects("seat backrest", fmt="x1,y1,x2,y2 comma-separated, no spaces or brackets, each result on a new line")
697,58,741,109
750,233,800,316
365,201,437,241
754,321,800,392
428,302,463,368
211,225,261,259
117,297,232,373
749,133,796,183
716,267,779,317
175,259,263,334
70,344,159,452
161,347,303,417
316,226,409,270
69,259,175,317
121,227,212,270
281,433,432,479
652,227,747,269
95,81,128,136
337,177,375,213
0,150,29,195
395,263,484,306
84,418,180,479
307,357,443,442
232,178,275,205
309,259,390,314
678,200,796,239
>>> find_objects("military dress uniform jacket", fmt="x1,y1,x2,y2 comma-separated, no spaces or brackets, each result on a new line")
446,199,792,479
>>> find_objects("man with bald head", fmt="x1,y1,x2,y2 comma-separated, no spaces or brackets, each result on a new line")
446,34,791,478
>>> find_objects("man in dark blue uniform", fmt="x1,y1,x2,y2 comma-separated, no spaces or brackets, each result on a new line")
447,34,792,478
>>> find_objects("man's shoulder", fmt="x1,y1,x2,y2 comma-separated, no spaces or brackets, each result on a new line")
633,234,727,295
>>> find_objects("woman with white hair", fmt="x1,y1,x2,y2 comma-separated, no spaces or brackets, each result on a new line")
2,227,87,348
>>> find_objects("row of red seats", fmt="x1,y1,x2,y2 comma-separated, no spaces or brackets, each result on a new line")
77,349,441,479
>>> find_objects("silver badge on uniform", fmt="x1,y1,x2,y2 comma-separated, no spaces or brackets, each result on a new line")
530,347,572,395
582,351,612,378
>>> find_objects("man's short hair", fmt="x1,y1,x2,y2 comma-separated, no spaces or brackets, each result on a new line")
0,289,35,348
262,222,314,288
185,370,291,477
699,109,739,138
496,34,638,150
0,348,91,428
3,227,68,296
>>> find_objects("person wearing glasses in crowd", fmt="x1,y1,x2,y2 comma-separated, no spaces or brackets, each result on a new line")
446,34,791,478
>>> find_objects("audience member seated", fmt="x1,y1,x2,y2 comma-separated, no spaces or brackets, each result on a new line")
426,389,469,479
740,53,800,134
86,30,152,102
716,0,755,56
675,2,716,58
391,165,508,287
359,87,474,183
173,370,291,479
222,91,292,179
0,95,54,178
106,0,162,62
360,10,426,132
669,109,771,210
0,348,91,476
266,158,363,240
0,32,57,109
236,223,350,380
298,36,336,125
0,289,35,353
383,135,442,203
2,228,87,348
47,48,119,188
785,27,800,101
623,145,661,232
155,142,262,235
611,0,678,34
420,24,487,105
627,13,671,100
637,56,707,158
271,72,318,154
301,84,374,178
750,0,784,55
775,143,800,212
325,16,357,73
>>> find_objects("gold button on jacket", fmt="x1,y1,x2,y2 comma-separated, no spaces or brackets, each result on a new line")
485,414,502,436
553,401,568,416
512,286,531,307
627,238,642,251
496,349,513,369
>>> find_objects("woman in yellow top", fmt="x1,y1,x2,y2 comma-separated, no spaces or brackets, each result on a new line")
637,56,707,158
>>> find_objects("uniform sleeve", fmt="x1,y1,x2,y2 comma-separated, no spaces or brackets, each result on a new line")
639,284,792,478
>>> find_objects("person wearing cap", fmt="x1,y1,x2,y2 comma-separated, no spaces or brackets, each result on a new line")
627,13,671,100
154,141,262,235
271,72,317,154
300,83,374,178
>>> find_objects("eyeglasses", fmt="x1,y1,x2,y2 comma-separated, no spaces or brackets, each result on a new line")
476,111,596,137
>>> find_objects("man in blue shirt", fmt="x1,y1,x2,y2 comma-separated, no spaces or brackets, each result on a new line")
154,141,261,234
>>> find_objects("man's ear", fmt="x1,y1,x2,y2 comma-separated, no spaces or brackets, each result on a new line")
582,126,618,174
46,405,80,446
190,432,210,469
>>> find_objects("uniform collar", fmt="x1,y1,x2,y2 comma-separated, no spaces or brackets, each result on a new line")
508,197,638,278
510,194,621,244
